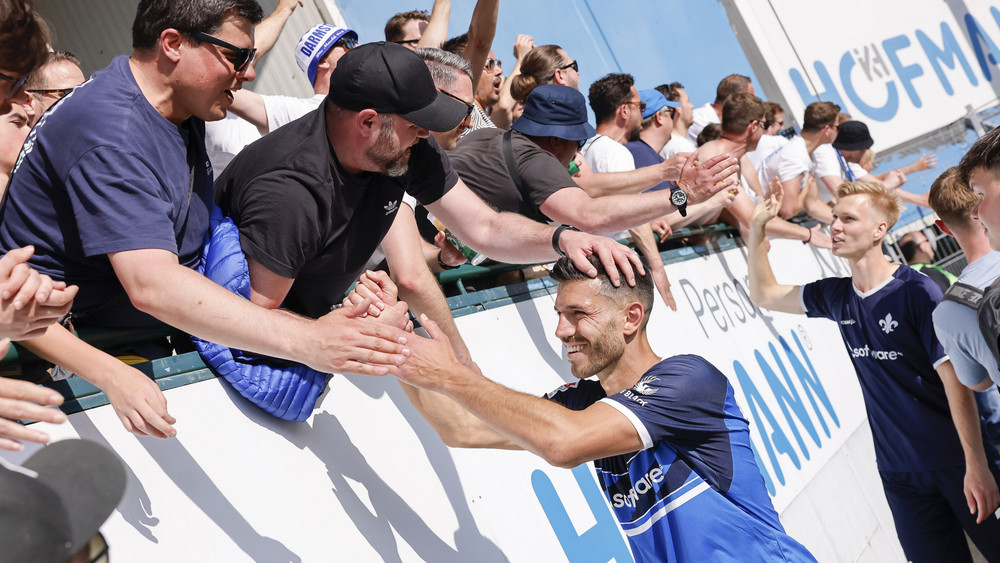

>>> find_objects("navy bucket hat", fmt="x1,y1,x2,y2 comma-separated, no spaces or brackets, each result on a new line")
511,84,597,141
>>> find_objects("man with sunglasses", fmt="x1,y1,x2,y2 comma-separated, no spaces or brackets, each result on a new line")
23,50,85,127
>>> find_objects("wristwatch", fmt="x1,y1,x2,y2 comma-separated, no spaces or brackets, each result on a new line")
670,184,688,217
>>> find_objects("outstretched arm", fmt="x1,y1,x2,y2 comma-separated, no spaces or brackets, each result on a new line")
391,316,644,466
426,180,645,287
938,360,1000,523
417,0,452,49
575,151,738,199
109,248,411,376
491,34,533,130
465,0,499,97
748,179,806,314
252,0,303,59
377,205,474,365
20,324,178,438
227,90,269,135
629,224,676,311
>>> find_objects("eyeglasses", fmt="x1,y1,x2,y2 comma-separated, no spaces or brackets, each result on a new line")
188,31,257,72
26,87,75,101
625,100,647,113
437,87,474,119
577,138,588,150
392,38,420,46
0,71,28,102
558,60,578,73
335,36,358,50
485,58,502,72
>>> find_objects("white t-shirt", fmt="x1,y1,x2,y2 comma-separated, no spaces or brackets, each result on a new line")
660,133,697,160
746,134,788,172
811,143,840,179
686,102,719,144
581,134,636,173
581,134,635,240
204,93,325,173
204,113,265,173
262,93,325,133
756,135,811,191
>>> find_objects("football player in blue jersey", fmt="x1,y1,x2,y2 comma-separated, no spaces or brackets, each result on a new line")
748,179,1000,562
379,254,815,562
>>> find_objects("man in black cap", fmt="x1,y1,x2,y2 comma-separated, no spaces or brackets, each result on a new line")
832,120,930,207
215,44,645,323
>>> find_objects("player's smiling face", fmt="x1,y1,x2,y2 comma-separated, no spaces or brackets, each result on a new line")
554,279,625,378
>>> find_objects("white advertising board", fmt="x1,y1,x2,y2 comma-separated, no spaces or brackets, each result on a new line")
729,0,1000,152
1,242,872,562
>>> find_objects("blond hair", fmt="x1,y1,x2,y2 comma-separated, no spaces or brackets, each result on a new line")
836,181,905,228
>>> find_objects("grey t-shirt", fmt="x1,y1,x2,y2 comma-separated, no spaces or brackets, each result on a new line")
448,128,579,223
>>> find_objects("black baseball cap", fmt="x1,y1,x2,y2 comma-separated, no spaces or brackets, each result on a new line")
833,120,875,151
328,41,469,132
0,439,126,562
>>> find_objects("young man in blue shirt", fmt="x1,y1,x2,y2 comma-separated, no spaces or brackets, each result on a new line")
748,179,1000,561
377,255,815,562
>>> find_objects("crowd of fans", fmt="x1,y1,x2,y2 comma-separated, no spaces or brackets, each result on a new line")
4,0,1000,561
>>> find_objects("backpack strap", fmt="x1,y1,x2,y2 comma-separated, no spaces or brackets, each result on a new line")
502,130,528,197
943,281,984,309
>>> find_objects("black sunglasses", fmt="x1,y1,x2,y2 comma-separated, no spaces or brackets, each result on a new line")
0,71,28,102
335,36,358,50
392,38,420,46
437,87,474,119
188,31,257,72
559,60,579,73
27,87,75,100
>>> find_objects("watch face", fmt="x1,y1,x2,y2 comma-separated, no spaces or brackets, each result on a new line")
670,188,687,207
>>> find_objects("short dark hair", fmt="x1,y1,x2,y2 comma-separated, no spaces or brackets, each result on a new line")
697,123,723,146
132,0,264,50
550,254,654,328
721,92,764,134
802,101,840,132
384,10,429,43
763,101,783,129
959,126,1000,185
441,33,469,58
714,74,752,105
0,0,49,75
589,73,634,125
929,166,979,230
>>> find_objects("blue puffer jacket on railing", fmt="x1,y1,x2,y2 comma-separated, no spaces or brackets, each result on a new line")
190,206,328,422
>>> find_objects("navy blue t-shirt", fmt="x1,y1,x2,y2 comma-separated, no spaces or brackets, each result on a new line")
547,355,814,563
801,265,964,471
0,55,213,327
624,139,671,192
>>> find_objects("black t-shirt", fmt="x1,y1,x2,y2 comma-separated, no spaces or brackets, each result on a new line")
214,105,458,318
448,128,579,223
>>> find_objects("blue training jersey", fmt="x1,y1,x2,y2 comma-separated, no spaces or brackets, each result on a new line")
547,355,815,563
801,265,964,472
